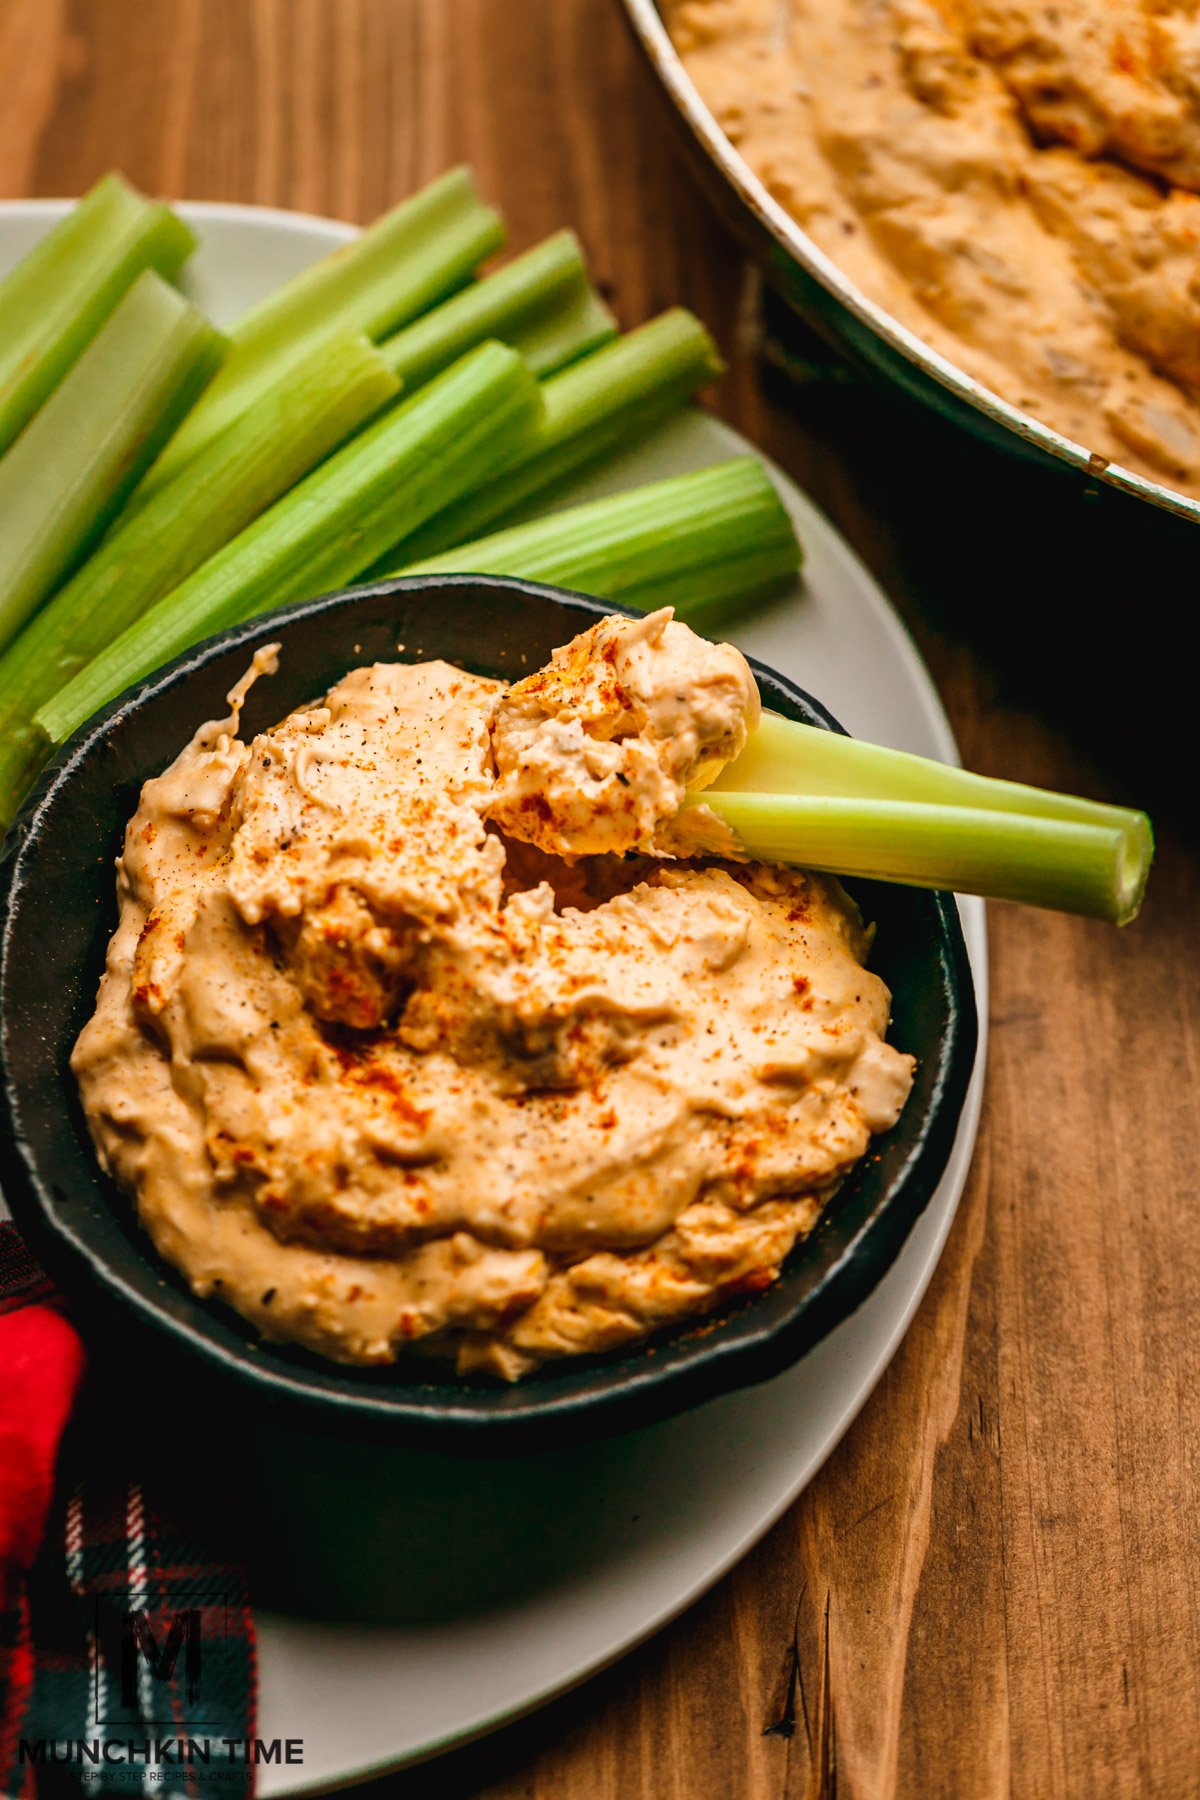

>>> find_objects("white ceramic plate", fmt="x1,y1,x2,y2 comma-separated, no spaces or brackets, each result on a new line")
0,201,987,1793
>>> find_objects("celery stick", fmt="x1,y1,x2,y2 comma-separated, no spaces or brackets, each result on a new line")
0,332,397,821
0,272,225,657
392,309,722,563
0,173,196,456
399,458,801,618
132,168,505,502
713,710,1152,867
684,791,1151,924
379,231,614,388
37,342,541,744
608,541,801,628
509,277,617,377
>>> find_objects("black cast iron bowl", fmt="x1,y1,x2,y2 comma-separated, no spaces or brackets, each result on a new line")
0,575,976,1449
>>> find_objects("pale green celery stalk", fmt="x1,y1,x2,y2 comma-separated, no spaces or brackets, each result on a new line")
482,529,798,631
507,277,616,376
379,230,615,387
388,308,723,565
601,540,800,628
132,167,505,501
0,271,225,657
37,342,541,745
398,458,801,619
0,172,196,455
0,332,398,820
713,710,1152,868
682,791,1151,924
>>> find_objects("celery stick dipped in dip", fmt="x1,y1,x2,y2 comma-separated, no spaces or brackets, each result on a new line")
73,610,914,1379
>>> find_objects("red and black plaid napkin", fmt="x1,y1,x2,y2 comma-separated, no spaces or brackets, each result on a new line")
0,1223,257,1799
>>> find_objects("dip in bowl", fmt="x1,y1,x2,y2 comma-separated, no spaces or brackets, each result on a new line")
0,576,976,1446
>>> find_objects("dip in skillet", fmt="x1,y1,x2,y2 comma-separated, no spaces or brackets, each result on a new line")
72,610,914,1380
666,0,1200,497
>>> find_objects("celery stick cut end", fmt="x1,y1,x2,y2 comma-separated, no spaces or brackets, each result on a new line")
1113,813,1154,925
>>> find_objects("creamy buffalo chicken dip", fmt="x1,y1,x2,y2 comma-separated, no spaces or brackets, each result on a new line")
73,611,914,1379
666,0,1200,497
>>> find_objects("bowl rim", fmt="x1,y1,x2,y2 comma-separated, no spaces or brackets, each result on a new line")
0,574,977,1445
618,0,1200,527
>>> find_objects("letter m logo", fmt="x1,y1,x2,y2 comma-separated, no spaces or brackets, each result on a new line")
122,1608,202,1707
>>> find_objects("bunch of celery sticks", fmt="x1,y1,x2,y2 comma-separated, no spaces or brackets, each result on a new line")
0,169,795,824
0,170,1151,921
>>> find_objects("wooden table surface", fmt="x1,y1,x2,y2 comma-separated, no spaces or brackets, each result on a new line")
3,2,1197,1795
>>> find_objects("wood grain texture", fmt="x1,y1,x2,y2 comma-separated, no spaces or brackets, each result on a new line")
3,1,1197,1793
